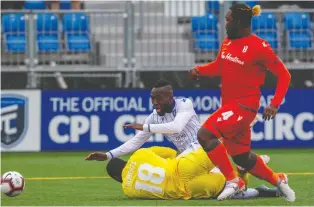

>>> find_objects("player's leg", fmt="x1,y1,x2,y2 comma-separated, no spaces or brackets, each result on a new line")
177,148,215,185
186,173,225,199
236,155,270,187
231,146,295,201
198,104,247,200
232,151,278,185
232,185,280,199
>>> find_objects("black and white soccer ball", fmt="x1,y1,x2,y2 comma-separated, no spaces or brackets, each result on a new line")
1,171,25,197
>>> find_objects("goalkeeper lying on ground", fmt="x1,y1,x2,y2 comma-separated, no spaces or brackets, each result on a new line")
91,146,280,200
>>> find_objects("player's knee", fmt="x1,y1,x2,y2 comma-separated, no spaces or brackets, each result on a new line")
232,151,257,171
197,128,220,152
197,127,216,141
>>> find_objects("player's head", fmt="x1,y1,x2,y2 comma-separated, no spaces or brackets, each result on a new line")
151,79,174,116
225,3,261,39
106,158,127,183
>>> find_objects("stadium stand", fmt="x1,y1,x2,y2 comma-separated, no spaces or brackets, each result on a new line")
206,1,220,13
24,0,46,10
284,12,313,49
60,1,72,10
2,14,26,53
252,12,278,49
62,13,91,52
192,12,219,52
37,13,59,52
1,1,313,89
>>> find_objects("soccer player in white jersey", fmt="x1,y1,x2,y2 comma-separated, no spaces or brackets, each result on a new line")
85,79,203,161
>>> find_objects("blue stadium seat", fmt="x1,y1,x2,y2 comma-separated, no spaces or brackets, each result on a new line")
2,14,26,52
191,12,218,33
206,1,220,12
37,13,58,31
284,13,311,30
37,13,59,52
62,13,91,52
24,0,46,10
288,30,313,49
5,35,26,52
66,33,91,51
37,34,59,52
60,0,71,10
255,31,278,49
2,14,25,33
62,13,89,33
252,12,277,31
194,33,219,51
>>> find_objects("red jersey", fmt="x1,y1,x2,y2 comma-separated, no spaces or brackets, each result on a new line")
196,34,291,110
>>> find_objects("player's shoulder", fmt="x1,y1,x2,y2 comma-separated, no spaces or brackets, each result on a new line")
249,34,272,48
174,97,193,108
132,148,152,159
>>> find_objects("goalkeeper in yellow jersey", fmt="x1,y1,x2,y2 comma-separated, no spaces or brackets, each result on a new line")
91,146,280,200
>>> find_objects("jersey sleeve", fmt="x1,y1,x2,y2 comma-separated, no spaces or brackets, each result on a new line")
148,146,177,159
143,99,195,134
256,41,291,107
106,114,154,160
195,39,226,77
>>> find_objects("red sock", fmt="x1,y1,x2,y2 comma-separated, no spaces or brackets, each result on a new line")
207,143,237,181
249,155,279,186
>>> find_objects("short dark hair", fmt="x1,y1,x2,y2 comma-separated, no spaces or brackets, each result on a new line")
230,3,253,28
153,79,172,88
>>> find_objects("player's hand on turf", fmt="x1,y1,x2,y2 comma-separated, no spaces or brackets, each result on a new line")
188,68,200,80
123,123,144,131
262,105,278,121
85,152,107,161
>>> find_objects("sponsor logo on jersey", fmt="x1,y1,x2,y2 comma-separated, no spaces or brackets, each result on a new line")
221,52,245,65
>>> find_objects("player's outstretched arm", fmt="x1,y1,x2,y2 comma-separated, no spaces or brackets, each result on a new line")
85,152,107,161
189,60,221,80
85,114,154,161
259,41,291,120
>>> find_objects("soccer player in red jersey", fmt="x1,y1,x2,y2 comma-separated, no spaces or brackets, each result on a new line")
188,3,295,201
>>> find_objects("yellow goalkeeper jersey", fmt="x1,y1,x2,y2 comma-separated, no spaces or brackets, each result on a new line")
121,146,225,200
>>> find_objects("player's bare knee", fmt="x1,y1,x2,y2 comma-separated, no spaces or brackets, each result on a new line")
197,127,216,140
197,128,220,152
232,151,257,171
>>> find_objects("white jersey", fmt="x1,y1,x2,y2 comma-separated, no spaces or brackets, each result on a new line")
107,98,202,159
144,98,200,152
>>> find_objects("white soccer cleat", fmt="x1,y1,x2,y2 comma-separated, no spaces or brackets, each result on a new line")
217,177,246,200
277,173,296,202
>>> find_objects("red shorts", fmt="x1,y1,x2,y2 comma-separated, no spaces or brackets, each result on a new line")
202,101,257,156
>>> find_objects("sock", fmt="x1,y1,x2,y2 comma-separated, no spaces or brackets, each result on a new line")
206,143,237,181
249,155,279,186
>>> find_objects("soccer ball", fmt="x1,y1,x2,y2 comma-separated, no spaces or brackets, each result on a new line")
1,171,25,197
